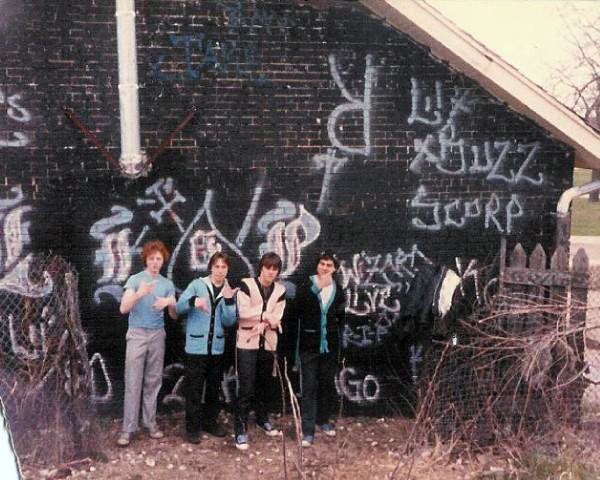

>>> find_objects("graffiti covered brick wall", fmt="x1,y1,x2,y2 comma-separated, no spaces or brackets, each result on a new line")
0,0,573,414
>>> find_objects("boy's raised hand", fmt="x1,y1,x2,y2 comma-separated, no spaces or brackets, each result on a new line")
137,279,156,297
194,297,210,313
152,295,175,310
222,283,238,299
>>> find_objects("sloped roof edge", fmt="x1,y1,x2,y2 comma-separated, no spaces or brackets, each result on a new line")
360,0,600,170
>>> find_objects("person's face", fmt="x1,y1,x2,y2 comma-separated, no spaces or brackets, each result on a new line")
210,258,229,285
145,251,164,275
317,258,336,277
259,265,279,286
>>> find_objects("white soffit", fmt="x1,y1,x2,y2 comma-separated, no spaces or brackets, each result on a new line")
360,0,600,170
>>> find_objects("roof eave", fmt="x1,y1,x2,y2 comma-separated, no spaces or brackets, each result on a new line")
360,0,600,170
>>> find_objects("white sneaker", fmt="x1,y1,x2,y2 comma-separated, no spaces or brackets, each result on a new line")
301,435,313,447
149,429,164,439
235,434,249,451
116,432,130,447
318,424,336,437
257,421,281,437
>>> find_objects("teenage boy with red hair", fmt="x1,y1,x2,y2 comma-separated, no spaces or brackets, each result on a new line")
116,240,177,447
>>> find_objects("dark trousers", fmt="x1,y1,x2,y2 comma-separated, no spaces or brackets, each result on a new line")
300,351,338,436
234,348,276,435
185,353,222,435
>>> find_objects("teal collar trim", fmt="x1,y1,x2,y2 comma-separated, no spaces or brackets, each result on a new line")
310,275,336,353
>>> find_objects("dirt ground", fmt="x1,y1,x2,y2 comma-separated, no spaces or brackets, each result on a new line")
21,413,525,480
22,413,600,480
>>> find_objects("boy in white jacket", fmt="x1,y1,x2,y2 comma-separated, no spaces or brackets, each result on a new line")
234,252,286,450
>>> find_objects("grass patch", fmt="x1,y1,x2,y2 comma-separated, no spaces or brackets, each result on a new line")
574,167,592,185
571,168,600,236
517,451,599,480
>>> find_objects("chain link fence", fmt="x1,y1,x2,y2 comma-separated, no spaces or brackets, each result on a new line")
583,265,600,424
415,260,600,448
0,254,97,465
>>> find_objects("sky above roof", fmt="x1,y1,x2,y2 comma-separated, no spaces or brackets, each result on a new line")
426,0,599,92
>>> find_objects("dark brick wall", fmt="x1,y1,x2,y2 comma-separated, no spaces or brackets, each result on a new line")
0,0,574,415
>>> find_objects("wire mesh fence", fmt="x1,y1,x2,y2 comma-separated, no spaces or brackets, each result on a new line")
414,249,600,449
583,265,600,423
0,254,97,465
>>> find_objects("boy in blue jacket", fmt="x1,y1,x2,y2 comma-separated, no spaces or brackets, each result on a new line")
176,252,237,444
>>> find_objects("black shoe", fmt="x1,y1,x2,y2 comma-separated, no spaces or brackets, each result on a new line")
186,431,201,444
203,423,227,438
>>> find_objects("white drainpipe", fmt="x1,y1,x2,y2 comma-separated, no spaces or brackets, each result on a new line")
555,178,600,248
115,0,147,177
556,180,600,215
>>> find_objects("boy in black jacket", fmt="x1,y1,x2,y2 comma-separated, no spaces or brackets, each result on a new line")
294,251,345,447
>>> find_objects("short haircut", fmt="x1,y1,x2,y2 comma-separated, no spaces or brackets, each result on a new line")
317,250,339,270
208,251,231,270
258,252,282,274
141,240,170,264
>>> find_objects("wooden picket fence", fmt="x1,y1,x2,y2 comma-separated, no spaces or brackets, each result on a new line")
498,238,590,424
499,238,589,313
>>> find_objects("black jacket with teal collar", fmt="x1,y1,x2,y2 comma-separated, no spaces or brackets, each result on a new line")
295,277,346,355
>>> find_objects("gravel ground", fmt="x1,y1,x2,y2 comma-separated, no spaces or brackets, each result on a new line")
21,413,513,480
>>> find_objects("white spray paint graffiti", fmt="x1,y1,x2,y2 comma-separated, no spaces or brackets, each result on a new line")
454,257,480,301
327,54,376,156
339,245,432,348
257,200,321,277
4,205,31,267
409,80,477,176
0,187,27,270
235,172,266,247
0,187,52,297
8,313,46,360
90,206,137,304
411,185,524,234
161,363,185,408
221,365,238,404
452,256,499,310
90,206,134,285
341,313,397,349
167,189,255,281
190,229,222,271
335,367,381,404
4,302,107,401
90,177,280,302
408,78,443,127
159,363,237,408
311,54,376,213
89,352,114,403
313,149,348,213
409,343,423,383
137,178,187,233
485,141,544,185
0,88,32,148
408,78,544,185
